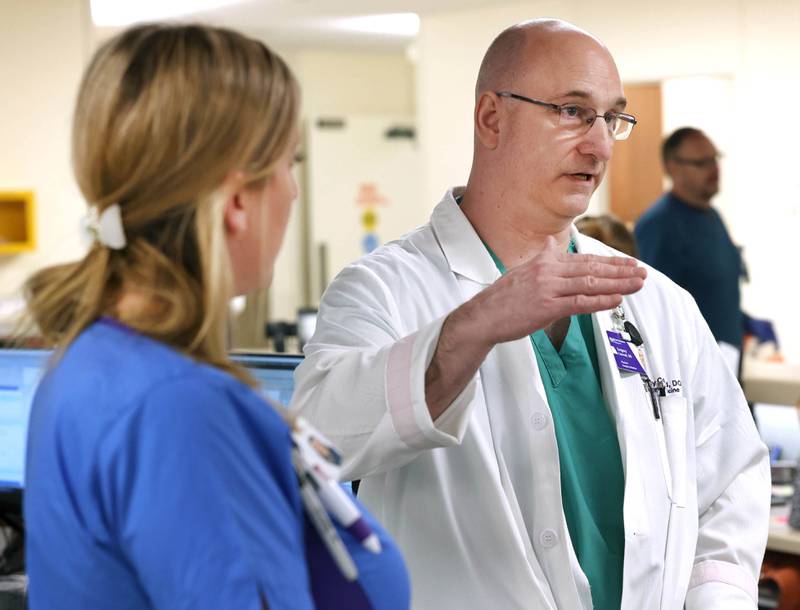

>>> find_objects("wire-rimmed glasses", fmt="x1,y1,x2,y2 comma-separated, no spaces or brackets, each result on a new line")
496,91,637,141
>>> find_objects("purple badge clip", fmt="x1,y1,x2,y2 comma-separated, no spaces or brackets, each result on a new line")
606,331,646,375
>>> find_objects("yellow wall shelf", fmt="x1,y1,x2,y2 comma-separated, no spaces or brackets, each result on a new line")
0,191,35,254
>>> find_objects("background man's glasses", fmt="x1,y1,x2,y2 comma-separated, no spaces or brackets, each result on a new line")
496,91,637,141
670,154,723,169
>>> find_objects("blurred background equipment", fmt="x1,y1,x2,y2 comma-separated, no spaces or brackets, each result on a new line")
265,321,298,354
296,307,318,353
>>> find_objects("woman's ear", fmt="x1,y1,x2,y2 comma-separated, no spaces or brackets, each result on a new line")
223,191,248,237
223,172,249,237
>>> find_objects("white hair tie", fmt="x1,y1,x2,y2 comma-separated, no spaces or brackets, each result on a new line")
80,203,127,250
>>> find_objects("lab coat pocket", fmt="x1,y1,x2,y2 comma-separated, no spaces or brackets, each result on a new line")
659,395,688,507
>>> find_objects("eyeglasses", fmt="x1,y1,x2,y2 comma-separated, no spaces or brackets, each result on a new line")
496,91,637,141
670,153,722,169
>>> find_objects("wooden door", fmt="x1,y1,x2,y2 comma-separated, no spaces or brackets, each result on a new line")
609,83,663,224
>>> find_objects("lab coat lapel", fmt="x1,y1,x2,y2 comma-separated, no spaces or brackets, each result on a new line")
430,190,544,558
433,197,583,607
431,188,555,539
430,187,515,512
571,229,652,538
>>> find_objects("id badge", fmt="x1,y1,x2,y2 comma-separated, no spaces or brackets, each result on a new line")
606,330,646,375
291,416,343,481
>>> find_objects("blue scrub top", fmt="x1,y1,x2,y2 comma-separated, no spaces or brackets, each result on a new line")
634,192,744,347
24,319,409,610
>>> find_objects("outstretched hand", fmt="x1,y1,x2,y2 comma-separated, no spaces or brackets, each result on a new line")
425,237,646,418
469,236,646,346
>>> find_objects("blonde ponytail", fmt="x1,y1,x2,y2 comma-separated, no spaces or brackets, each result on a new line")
23,24,300,383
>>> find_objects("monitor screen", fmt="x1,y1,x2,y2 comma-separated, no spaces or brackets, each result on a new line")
754,402,800,463
0,350,303,493
0,349,52,490
230,352,303,407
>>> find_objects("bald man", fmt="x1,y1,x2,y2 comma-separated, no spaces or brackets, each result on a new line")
292,19,768,610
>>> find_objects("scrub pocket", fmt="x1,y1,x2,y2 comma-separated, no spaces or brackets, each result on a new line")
659,395,688,507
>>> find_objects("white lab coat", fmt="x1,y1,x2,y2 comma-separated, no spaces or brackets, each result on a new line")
291,188,770,610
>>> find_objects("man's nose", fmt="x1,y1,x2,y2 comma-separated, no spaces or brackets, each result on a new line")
579,118,614,162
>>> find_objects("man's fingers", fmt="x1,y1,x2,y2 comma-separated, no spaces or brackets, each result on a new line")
554,275,645,297
555,293,625,317
557,259,647,280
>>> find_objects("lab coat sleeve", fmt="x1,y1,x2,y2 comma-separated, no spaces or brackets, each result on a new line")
684,304,770,610
291,261,478,480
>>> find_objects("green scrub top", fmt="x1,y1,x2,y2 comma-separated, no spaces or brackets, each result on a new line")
486,242,625,610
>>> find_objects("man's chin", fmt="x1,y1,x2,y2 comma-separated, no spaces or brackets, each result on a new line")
559,194,593,219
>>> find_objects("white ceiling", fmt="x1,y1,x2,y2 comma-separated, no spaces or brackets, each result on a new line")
141,0,501,50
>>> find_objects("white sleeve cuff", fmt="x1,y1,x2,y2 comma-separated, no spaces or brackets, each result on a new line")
685,560,758,609
386,317,476,449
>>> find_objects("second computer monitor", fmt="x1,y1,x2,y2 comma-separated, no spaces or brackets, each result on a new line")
229,352,303,407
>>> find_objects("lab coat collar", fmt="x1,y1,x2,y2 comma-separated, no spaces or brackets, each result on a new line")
430,188,501,285
571,227,619,257
431,190,614,284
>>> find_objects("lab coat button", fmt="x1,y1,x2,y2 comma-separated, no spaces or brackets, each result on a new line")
539,529,558,548
531,412,548,430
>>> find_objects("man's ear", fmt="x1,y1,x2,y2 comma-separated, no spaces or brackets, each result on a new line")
662,161,676,182
223,172,248,237
475,92,502,150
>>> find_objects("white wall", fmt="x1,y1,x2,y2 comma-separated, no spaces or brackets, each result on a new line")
0,0,90,302
733,0,800,362
288,48,415,118
267,47,416,322
304,114,421,306
416,0,800,361
0,13,415,332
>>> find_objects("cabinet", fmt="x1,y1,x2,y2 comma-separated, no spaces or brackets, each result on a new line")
0,192,35,254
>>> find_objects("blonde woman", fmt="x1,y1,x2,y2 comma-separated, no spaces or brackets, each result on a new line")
22,24,409,610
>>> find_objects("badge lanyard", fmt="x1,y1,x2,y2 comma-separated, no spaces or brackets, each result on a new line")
605,306,675,499
606,306,664,419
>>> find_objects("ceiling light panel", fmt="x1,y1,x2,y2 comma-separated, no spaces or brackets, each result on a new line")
90,0,247,26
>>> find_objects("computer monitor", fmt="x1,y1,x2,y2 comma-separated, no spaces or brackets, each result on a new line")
0,350,303,509
754,402,800,463
228,352,357,491
0,349,52,492
229,352,303,407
